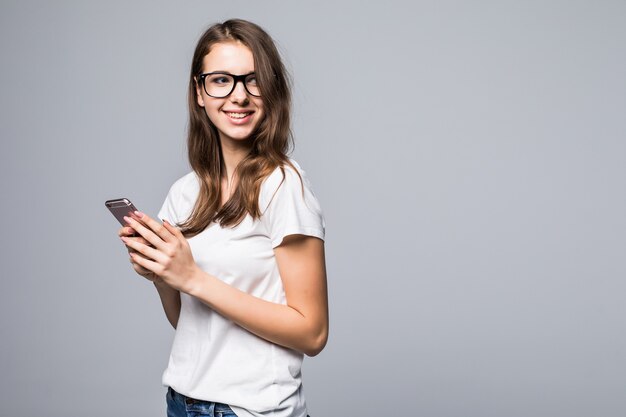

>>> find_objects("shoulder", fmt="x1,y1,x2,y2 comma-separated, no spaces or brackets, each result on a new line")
167,170,200,198
259,158,325,246
162,171,201,218
261,158,306,191
259,158,323,215
260,159,309,202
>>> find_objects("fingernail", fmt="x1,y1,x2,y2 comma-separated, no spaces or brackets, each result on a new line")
123,216,131,224
134,211,144,218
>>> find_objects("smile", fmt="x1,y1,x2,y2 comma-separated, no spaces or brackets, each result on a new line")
225,111,253,119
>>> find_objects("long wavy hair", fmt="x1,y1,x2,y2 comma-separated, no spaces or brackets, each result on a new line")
177,19,302,238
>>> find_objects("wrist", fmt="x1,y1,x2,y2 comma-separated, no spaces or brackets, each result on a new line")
182,266,206,296
153,280,166,290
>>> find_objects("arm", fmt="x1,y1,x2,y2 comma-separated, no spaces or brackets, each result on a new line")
186,234,329,356
122,213,329,355
119,223,182,329
154,281,181,329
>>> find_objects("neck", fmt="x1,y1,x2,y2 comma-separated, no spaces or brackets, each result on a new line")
219,136,252,185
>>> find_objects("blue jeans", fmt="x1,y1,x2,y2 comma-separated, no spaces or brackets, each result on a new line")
166,386,311,417
166,387,238,417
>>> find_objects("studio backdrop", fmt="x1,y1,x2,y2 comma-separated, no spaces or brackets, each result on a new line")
1,1,625,416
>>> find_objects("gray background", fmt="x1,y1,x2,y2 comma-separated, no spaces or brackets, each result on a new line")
1,1,625,416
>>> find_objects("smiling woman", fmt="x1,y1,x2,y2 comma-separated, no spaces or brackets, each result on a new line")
194,42,265,144
116,19,324,417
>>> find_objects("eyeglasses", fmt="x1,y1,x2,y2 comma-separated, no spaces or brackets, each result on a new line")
197,72,260,98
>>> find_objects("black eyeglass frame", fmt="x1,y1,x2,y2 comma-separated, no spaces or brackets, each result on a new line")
196,71,260,98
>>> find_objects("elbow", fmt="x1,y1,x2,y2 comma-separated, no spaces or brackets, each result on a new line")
304,326,328,357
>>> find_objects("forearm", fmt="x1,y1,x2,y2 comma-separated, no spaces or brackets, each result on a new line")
185,269,328,356
154,281,181,329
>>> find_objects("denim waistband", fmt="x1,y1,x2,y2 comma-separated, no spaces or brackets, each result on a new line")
167,386,311,417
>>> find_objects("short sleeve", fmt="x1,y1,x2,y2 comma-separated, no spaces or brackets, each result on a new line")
261,164,326,249
157,182,180,225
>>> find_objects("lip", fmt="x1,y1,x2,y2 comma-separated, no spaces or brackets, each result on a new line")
223,110,255,125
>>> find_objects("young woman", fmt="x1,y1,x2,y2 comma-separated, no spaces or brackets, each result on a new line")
117,19,327,417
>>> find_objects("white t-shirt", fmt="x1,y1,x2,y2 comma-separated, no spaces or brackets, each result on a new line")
157,158,325,417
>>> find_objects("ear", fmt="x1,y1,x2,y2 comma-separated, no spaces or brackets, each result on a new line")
195,77,205,107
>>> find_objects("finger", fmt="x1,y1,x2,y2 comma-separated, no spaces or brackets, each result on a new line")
121,236,165,264
124,215,164,248
131,260,157,281
119,226,140,238
125,236,151,246
129,251,163,276
123,236,150,252
162,219,184,239
120,226,137,237
130,251,151,267
125,212,175,249
131,259,152,276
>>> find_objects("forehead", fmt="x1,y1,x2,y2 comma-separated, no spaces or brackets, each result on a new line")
202,41,255,73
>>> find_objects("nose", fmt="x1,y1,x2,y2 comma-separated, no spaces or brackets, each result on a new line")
229,79,249,104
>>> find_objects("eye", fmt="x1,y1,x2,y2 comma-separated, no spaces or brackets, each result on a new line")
246,74,258,86
206,74,233,87
208,74,232,85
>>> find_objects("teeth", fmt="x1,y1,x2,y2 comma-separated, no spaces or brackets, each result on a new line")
226,112,251,119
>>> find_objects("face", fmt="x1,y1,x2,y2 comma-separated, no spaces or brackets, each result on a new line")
196,41,264,145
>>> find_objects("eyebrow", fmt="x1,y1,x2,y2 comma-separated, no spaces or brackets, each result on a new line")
201,70,255,75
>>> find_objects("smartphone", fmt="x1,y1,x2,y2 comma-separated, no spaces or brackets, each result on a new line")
105,197,141,237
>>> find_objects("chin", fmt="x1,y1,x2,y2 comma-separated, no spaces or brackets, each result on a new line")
222,129,256,142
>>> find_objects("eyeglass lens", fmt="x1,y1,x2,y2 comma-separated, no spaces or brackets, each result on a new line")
203,74,260,98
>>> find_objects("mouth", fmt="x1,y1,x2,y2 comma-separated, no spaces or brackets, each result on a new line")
224,111,254,120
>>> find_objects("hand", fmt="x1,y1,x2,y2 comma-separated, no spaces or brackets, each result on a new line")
120,211,200,293
118,222,161,284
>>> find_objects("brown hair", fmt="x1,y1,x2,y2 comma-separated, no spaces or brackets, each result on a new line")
178,19,302,237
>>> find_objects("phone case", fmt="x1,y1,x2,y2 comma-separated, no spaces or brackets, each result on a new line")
105,198,139,226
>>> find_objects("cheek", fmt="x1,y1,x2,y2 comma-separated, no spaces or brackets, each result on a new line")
253,109,266,129
254,101,265,121
204,103,222,123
